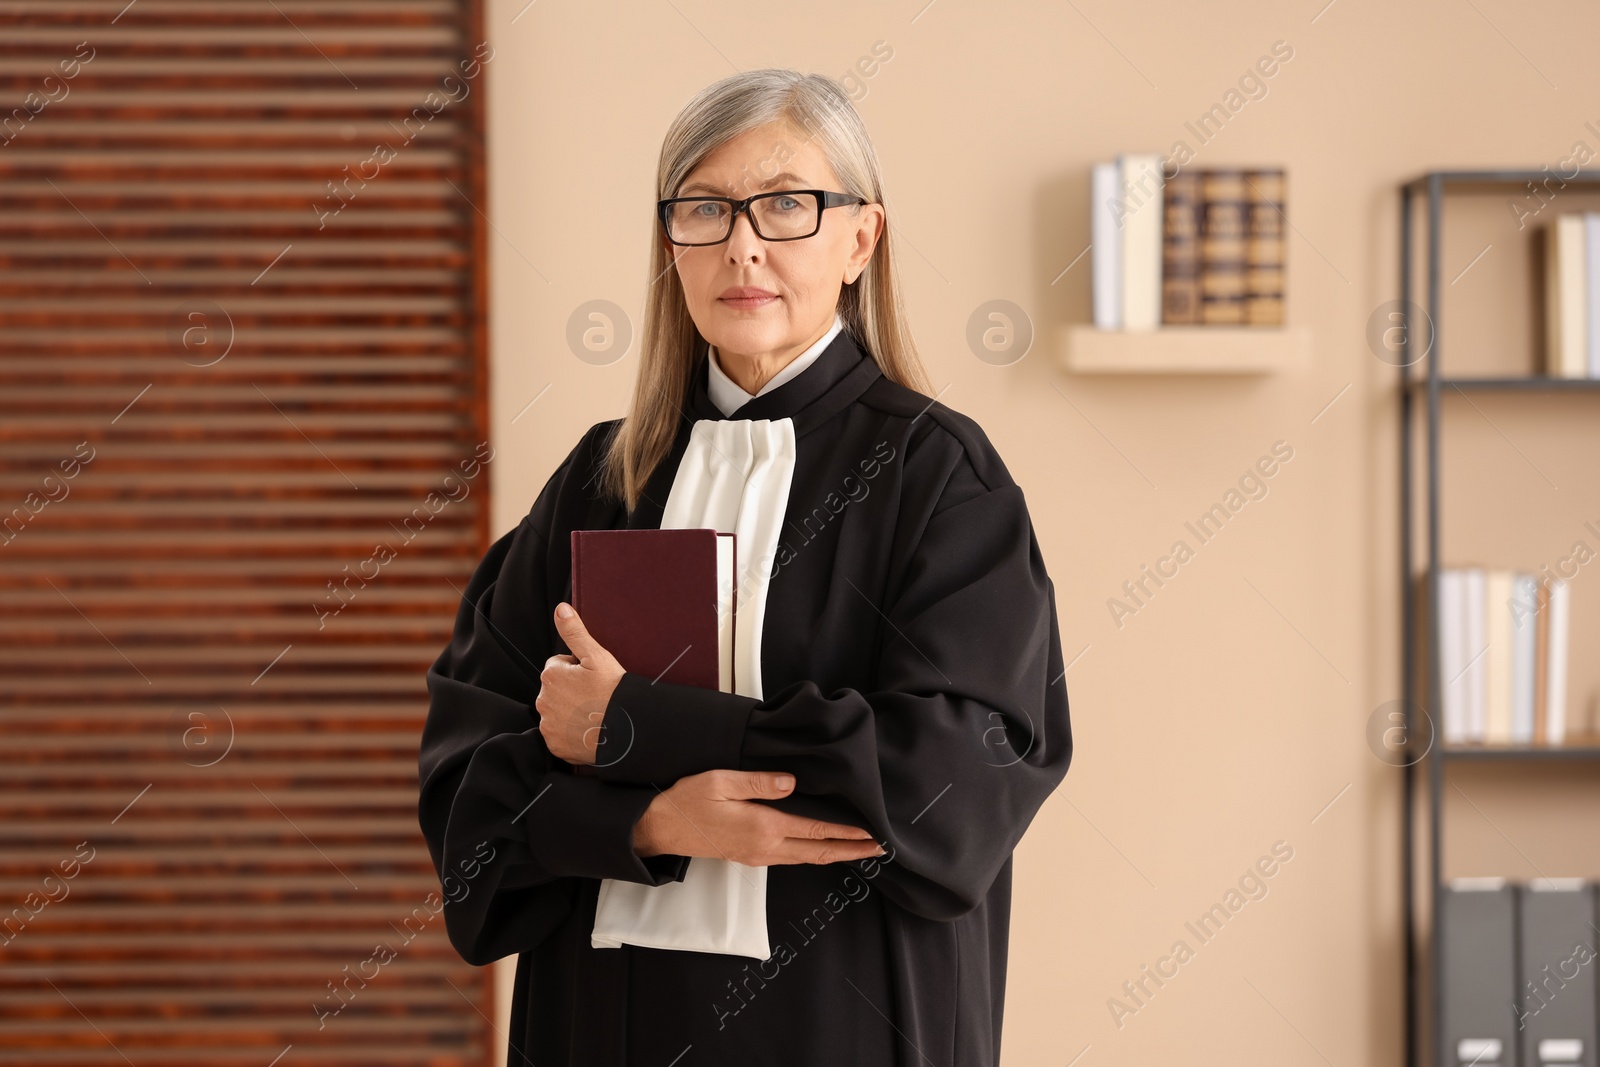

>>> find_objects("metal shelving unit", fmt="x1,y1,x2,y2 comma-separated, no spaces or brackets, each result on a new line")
1399,170,1600,1067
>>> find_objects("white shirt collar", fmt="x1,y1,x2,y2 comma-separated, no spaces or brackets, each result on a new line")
706,313,844,418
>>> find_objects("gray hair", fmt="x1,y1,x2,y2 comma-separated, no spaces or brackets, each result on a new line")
600,68,932,512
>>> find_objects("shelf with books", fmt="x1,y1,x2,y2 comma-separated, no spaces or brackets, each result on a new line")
1082,155,1292,375
1397,169,1600,1067
1060,323,1311,374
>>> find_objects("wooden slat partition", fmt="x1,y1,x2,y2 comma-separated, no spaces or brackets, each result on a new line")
0,1,493,1063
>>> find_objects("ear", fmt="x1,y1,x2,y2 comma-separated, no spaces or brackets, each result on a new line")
844,203,883,284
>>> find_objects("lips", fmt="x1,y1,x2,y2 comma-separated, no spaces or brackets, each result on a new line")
719,287,777,309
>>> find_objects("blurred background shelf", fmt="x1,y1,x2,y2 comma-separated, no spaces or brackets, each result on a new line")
1441,737,1600,760
1407,376,1600,391
1061,324,1312,374
1398,168,1600,1067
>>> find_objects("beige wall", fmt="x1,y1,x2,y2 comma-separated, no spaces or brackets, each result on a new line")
480,1,1600,1062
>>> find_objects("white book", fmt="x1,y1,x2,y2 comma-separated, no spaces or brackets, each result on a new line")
1588,214,1600,376
1439,569,1468,745
1509,572,1538,744
1545,578,1571,744
1484,570,1514,744
1091,162,1122,330
1118,154,1163,331
1463,568,1488,742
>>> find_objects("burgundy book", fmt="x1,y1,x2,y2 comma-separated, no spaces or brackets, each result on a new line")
570,527,736,691
566,528,736,778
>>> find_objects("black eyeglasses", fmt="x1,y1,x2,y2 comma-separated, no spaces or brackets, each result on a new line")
657,189,868,246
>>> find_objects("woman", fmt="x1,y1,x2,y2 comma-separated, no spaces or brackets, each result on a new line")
419,68,1072,1066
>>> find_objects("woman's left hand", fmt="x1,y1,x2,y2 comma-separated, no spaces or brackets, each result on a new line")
536,602,625,765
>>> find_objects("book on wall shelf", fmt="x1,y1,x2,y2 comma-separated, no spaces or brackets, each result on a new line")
1089,155,1286,331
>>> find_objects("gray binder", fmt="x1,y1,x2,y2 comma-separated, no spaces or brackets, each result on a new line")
1442,879,1519,1067
1517,880,1597,1067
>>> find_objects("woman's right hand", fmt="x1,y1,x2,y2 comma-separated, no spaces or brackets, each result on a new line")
633,769,885,867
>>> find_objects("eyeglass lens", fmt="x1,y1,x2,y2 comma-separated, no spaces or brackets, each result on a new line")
664,192,821,244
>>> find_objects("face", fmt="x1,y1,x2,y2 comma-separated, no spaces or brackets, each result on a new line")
666,120,884,364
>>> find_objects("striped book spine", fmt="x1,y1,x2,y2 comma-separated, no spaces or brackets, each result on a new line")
1161,169,1202,324
1200,170,1247,325
1245,169,1286,325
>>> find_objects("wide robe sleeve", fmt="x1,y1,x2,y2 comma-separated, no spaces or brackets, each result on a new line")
592,420,1073,923
417,425,690,968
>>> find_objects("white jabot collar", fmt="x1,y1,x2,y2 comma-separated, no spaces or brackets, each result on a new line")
590,417,799,961
705,312,844,418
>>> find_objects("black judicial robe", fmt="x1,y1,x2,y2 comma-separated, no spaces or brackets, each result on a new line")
417,328,1073,1066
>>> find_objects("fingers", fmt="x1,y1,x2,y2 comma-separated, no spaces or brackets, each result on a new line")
552,602,608,665
672,769,888,867
536,653,577,698
766,836,887,866
770,811,874,842
758,808,882,866
712,770,796,801
711,772,877,842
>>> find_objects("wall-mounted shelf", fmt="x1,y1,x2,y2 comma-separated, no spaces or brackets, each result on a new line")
1061,324,1312,375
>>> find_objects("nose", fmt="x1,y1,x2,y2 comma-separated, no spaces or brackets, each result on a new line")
724,208,764,262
